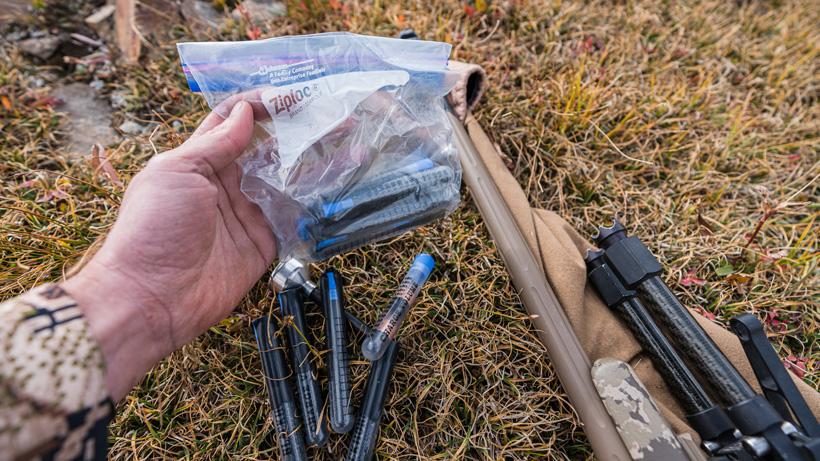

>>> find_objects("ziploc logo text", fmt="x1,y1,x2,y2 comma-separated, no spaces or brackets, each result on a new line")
269,83,321,118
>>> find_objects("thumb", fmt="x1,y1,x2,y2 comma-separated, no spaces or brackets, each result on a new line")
170,101,255,176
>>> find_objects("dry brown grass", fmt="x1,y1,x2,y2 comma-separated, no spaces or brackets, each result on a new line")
1,0,817,459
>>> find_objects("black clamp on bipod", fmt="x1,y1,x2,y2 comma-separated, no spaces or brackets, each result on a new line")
593,219,663,288
595,219,758,408
730,314,820,459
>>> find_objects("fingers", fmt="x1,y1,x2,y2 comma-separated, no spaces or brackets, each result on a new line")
167,101,255,176
190,110,229,138
191,89,270,139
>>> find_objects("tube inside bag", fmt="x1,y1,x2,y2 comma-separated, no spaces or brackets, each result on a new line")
177,33,462,261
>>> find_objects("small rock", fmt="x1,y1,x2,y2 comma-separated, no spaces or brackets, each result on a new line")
17,34,62,60
5,30,28,42
232,0,285,22
181,0,225,32
119,120,147,135
52,83,120,156
110,91,128,109
172,120,184,130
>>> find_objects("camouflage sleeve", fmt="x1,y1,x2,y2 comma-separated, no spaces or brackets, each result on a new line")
0,284,113,460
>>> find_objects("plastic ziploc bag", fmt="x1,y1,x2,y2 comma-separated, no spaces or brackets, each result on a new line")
177,33,461,261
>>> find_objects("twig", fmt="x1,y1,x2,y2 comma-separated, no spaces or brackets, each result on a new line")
476,20,502,45
744,205,776,249
745,172,819,249
590,120,653,165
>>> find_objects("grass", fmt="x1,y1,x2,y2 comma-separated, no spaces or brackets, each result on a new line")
1,0,818,459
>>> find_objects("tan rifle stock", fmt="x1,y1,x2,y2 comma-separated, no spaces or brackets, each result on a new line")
449,111,631,460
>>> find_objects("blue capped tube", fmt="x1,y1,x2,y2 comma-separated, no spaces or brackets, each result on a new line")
318,158,437,220
311,206,449,260
361,254,434,361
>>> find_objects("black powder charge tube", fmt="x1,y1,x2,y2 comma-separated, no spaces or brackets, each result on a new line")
251,315,308,461
278,287,330,447
321,269,356,433
345,340,400,461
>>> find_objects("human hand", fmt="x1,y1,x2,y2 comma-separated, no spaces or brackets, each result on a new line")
63,101,276,400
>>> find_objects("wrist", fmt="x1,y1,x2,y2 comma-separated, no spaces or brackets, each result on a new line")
62,257,173,400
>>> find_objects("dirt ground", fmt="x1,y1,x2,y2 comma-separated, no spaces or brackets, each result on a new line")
1,1,817,459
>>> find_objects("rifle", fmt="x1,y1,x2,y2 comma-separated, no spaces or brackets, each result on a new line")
419,29,820,460
448,109,819,461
